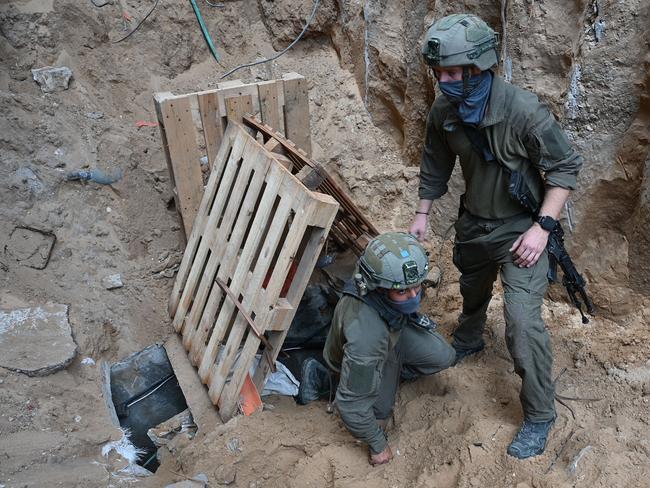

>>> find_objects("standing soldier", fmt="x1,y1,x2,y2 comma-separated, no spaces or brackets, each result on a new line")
409,14,583,458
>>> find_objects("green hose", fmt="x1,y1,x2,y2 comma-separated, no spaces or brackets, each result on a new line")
190,0,221,63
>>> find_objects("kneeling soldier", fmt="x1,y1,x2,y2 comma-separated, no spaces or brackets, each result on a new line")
299,232,455,466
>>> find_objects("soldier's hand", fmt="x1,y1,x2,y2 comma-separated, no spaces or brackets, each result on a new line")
369,445,393,466
409,215,428,241
509,224,549,268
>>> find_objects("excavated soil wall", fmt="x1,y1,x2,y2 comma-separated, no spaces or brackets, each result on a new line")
0,1,649,487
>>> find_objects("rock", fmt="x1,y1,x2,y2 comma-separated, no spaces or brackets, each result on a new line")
85,111,104,119
164,480,206,488
31,66,73,93
103,274,123,290
12,167,44,195
215,465,236,485
147,409,196,447
0,303,77,376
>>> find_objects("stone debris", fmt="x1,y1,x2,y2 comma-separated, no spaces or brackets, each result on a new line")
147,409,197,448
91,0,114,7
31,66,73,93
12,167,44,195
164,474,208,488
85,111,105,119
103,273,124,290
215,465,236,485
0,303,77,376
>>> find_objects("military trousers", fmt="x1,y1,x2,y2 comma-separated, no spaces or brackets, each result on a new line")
451,211,556,422
373,325,455,420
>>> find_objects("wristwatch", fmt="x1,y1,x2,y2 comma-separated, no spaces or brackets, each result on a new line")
536,215,558,232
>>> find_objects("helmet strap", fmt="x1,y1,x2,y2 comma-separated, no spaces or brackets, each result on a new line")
462,66,471,97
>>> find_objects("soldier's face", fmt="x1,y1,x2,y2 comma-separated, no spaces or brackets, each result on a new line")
432,66,481,82
387,285,422,302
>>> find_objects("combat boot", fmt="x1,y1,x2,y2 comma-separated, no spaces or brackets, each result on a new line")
296,358,331,405
507,418,555,459
452,342,485,365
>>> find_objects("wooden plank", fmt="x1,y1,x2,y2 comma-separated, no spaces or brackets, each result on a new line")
243,114,379,252
154,93,205,238
213,192,307,412
164,334,221,436
217,82,260,117
226,95,253,125
197,91,225,168
282,73,311,155
258,80,284,134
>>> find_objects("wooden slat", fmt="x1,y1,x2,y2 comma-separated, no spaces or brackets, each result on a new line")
282,72,311,155
258,80,284,134
156,75,312,241
154,93,204,237
222,197,338,418
217,81,260,117
215,186,318,413
226,95,253,125
197,91,224,168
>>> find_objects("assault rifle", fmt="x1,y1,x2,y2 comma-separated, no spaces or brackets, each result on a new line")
509,171,595,323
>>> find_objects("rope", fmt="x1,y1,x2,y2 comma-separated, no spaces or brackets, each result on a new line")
220,0,320,79
112,0,161,44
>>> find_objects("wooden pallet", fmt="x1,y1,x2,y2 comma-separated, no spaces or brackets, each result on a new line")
154,73,311,237
168,122,338,421
243,114,379,255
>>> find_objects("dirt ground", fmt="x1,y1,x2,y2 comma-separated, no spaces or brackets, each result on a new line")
1,0,649,487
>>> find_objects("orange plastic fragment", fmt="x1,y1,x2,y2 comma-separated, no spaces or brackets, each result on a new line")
135,120,159,128
239,373,263,416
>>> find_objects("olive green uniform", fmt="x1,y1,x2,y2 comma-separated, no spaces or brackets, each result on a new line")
323,294,455,454
419,74,582,422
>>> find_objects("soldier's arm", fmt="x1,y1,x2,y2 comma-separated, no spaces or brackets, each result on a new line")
511,102,582,267
411,105,456,240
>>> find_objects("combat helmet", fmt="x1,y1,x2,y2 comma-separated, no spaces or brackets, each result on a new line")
357,232,429,293
422,14,499,71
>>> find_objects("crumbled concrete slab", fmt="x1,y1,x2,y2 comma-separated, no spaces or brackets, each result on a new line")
0,303,77,376
103,274,123,290
31,66,73,93
4,226,56,270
